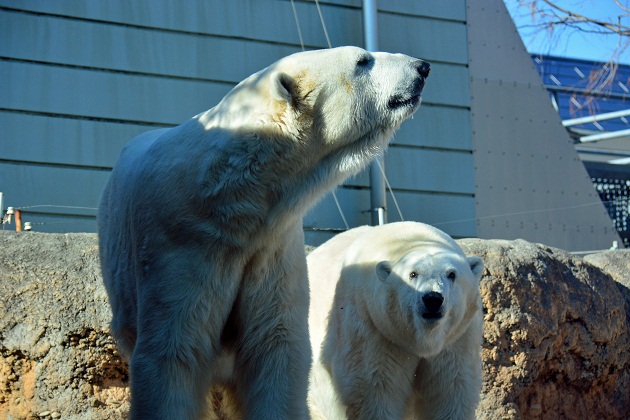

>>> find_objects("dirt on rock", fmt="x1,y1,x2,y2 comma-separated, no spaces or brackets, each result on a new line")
0,232,129,419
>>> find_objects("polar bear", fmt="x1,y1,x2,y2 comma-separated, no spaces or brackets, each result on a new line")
307,222,484,419
98,46,430,419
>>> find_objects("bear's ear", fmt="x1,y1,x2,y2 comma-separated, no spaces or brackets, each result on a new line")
375,261,393,283
468,256,484,280
270,71,299,106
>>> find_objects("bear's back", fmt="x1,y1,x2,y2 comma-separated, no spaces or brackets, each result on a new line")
307,225,372,358
343,221,464,269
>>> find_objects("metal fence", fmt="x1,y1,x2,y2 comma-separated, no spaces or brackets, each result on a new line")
587,162,630,248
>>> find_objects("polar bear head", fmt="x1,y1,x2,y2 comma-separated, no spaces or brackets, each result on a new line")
199,46,430,178
372,248,484,357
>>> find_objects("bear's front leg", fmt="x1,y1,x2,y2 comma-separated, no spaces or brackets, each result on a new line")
233,235,312,419
129,250,242,420
411,319,483,420
331,330,419,419
130,342,213,419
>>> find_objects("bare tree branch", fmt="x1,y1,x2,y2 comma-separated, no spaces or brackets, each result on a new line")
540,0,630,35
510,0,630,100
614,0,630,14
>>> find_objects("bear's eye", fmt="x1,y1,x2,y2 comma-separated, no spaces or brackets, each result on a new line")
447,270,457,281
409,271,418,280
356,54,372,68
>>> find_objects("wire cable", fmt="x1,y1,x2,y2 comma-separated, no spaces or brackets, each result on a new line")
374,158,405,222
289,0,305,50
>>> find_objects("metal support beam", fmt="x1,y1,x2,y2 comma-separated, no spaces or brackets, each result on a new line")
575,147,630,157
363,0,387,226
563,108,630,127
609,157,630,165
545,84,630,101
579,128,630,143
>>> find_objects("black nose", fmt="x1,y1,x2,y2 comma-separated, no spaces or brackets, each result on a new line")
422,291,443,313
416,60,430,78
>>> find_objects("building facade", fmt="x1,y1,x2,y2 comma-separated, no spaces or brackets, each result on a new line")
0,0,622,251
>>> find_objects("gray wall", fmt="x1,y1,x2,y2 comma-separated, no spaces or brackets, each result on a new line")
0,0,475,245
466,0,622,251
1,0,620,251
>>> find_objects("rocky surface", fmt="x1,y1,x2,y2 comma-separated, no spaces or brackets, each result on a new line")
584,250,630,326
0,232,129,419
459,239,630,420
0,231,628,419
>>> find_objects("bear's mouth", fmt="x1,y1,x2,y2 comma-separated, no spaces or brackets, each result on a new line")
387,94,421,110
421,311,443,321
388,76,426,110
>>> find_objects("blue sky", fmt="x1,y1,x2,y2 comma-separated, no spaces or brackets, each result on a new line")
505,0,630,64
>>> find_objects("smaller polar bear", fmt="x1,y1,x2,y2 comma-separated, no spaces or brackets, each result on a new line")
307,222,484,419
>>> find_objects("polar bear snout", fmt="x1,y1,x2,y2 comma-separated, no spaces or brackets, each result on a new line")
379,56,430,113
421,291,444,320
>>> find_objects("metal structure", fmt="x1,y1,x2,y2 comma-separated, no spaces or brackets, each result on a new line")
467,0,622,251
533,54,630,160
588,163,630,247
362,0,386,226
533,54,630,247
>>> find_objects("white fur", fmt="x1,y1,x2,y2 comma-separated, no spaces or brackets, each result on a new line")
98,47,429,419
307,222,483,419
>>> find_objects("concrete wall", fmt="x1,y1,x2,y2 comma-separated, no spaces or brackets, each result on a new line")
1,0,621,251
466,0,621,251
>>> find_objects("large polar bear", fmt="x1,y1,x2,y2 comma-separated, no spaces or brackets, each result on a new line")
98,46,430,419
307,222,484,419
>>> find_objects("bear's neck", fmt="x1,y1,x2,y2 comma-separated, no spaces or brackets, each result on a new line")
189,115,394,245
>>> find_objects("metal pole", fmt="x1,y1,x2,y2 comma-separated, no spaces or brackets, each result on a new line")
363,0,377,51
363,0,386,226
579,128,630,143
562,108,630,127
